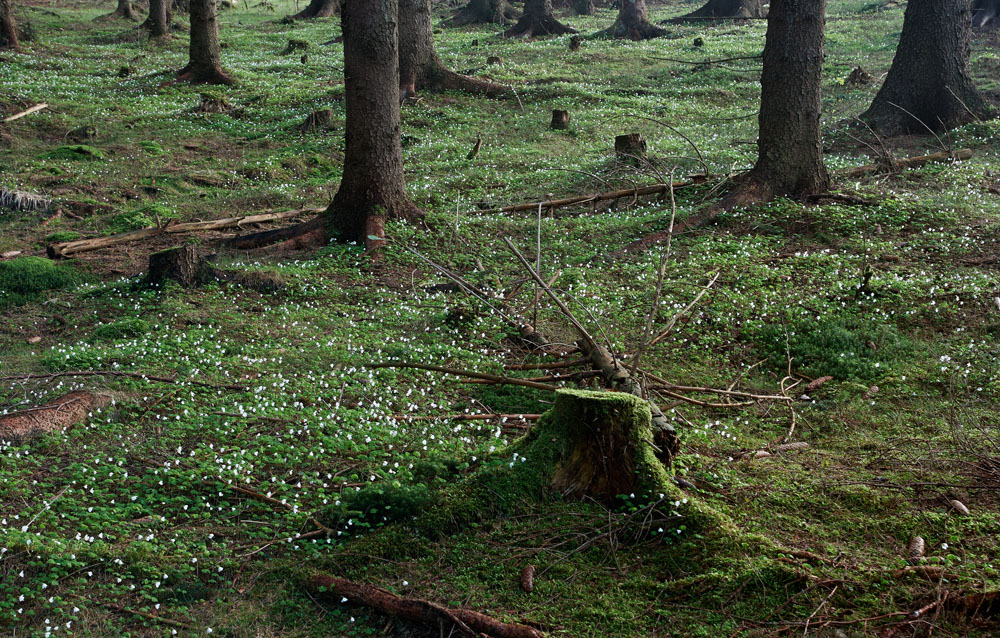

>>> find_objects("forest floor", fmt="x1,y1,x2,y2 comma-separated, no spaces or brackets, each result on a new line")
2,0,1000,636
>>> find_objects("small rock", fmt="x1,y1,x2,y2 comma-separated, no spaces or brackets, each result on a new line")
26,336,41,344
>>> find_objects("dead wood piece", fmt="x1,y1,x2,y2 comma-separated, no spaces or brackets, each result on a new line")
299,109,334,132
550,109,570,130
615,132,647,163
0,391,114,442
309,574,544,638
47,208,316,258
569,35,581,50
842,148,973,179
804,375,833,392
467,136,482,160
894,565,955,580
369,362,558,392
844,66,872,87
196,92,232,113
3,103,48,123
949,499,970,515
520,565,535,592
946,591,1000,618
479,179,702,215
0,369,246,390
772,441,809,453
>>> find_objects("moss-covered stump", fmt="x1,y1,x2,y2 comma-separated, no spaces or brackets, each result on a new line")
545,389,664,502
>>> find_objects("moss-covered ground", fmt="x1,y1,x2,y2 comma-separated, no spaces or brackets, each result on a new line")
2,1,1000,636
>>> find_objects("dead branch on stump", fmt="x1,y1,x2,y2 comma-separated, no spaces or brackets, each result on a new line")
309,574,544,638
47,208,319,258
0,391,114,442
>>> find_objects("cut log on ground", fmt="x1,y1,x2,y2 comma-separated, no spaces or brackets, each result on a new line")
841,148,972,179
47,208,318,258
0,391,114,442
309,574,544,638
3,103,48,123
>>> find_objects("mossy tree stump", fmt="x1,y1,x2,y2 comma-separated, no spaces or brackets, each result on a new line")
544,389,667,502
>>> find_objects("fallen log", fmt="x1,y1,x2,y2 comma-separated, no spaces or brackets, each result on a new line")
841,148,972,179
309,574,544,638
479,179,703,215
3,103,48,123
47,208,320,258
0,390,114,442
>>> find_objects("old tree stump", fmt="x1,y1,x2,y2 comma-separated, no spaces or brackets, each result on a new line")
550,109,570,130
615,132,647,164
144,246,284,292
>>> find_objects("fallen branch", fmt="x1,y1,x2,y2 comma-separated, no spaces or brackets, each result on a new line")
309,574,544,638
390,413,542,422
47,208,320,258
479,179,703,215
0,369,247,391
841,148,972,179
230,485,332,534
647,271,721,348
369,362,559,392
3,103,48,123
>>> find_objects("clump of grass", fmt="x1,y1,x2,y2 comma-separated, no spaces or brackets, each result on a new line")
38,145,104,161
0,256,85,309
45,231,83,243
138,141,166,156
91,318,151,341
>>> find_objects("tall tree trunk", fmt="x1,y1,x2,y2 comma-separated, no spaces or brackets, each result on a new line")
143,0,172,36
861,0,991,136
326,0,422,249
595,0,666,39
447,0,515,26
290,0,339,20
398,0,506,97
173,0,190,14
180,0,235,85
675,0,764,21
503,0,577,37
1,0,20,50
713,0,829,210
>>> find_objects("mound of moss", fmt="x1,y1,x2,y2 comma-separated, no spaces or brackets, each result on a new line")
91,318,151,341
38,145,104,161
0,257,85,310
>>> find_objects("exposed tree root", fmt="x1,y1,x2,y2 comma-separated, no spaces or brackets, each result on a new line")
288,0,339,19
594,19,665,40
225,215,326,251
308,574,544,638
176,64,237,86
446,0,516,26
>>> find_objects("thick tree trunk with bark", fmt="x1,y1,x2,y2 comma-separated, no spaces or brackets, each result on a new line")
290,0,339,20
326,0,422,249
596,0,665,40
399,0,506,97
715,0,828,210
144,0,171,36
861,0,991,136
1,0,20,50
447,0,515,26
503,0,577,37
675,0,764,21
180,0,235,84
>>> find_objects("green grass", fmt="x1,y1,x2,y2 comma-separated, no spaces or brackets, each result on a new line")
1,1,1000,637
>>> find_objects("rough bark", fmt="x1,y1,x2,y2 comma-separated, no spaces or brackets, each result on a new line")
861,0,991,136
503,0,577,37
1,0,20,50
714,0,829,210
675,0,764,21
325,0,422,249
289,0,339,20
595,0,665,40
0,391,114,443
447,0,516,26
398,0,506,97
143,0,171,36
179,0,235,84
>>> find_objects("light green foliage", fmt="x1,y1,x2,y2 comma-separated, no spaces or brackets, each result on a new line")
0,257,85,309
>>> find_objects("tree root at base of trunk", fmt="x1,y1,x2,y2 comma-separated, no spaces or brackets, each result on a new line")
503,15,577,37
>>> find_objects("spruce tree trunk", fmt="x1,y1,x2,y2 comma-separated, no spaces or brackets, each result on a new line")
596,0,666,40
0,0,18,50
326,0,422,250
448,0,515,26
503,0,577,37
675,0,764,21
398,0,506,96
861,0,991,136
711,0,828,211
290,0,339,20
144,0,171,36
181,0,235,85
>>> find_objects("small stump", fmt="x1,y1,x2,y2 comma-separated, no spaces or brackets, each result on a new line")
196,92,231,114
845,66,873,88
145,246,213,288
569,35,582,51
299,108,334,132
280,38,309,56
546,390,665,503
615,133,647,164
550,109,570,130
486,56,503,65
